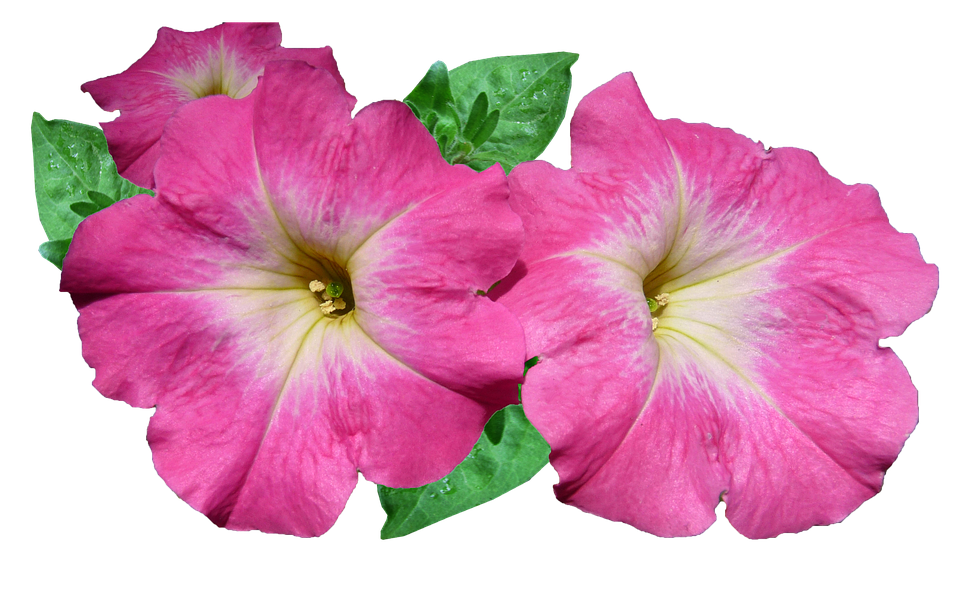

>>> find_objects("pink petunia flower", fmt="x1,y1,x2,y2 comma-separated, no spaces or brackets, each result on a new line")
493,73,938,538
82,23,351,189
61,61,525,537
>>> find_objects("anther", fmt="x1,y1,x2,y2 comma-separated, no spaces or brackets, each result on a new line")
654,293,670,307
309,280,326,293
651,317,659,331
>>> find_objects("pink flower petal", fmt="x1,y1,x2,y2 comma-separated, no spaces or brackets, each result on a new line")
82,23,351,188
63,60,522,536
500,73,938,538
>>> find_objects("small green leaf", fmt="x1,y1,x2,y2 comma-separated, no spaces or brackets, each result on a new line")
31,113,152,267
87,190,116,209
378,404,550,539
69,202,98,218
471,109,500,150
38,239,71,269
448,52,578,173
463,91,489,142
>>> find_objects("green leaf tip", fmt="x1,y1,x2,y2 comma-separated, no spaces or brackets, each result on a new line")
378,404,549,539
39,239,71,269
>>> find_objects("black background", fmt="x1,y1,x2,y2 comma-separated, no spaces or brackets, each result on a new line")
28,16,936,562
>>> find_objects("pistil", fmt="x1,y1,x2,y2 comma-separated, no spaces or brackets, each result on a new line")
310,279,349,315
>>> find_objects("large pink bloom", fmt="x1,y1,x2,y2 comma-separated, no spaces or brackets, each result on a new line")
82,22,350,189
494,74,938,539
61,61,525,537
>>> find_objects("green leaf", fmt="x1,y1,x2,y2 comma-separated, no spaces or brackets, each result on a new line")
448,52,578,173
31,113,152,267
462,91,489,142
470,109,500,150
38,239,71,270
378,404,550,539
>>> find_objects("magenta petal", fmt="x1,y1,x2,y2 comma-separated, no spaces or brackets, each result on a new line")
500,74,938,538
82,23,351,188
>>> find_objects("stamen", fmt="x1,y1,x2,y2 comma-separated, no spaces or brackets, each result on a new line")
651,317,659,331
654,293,670,307
318,297,349,316
309,280,326,293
